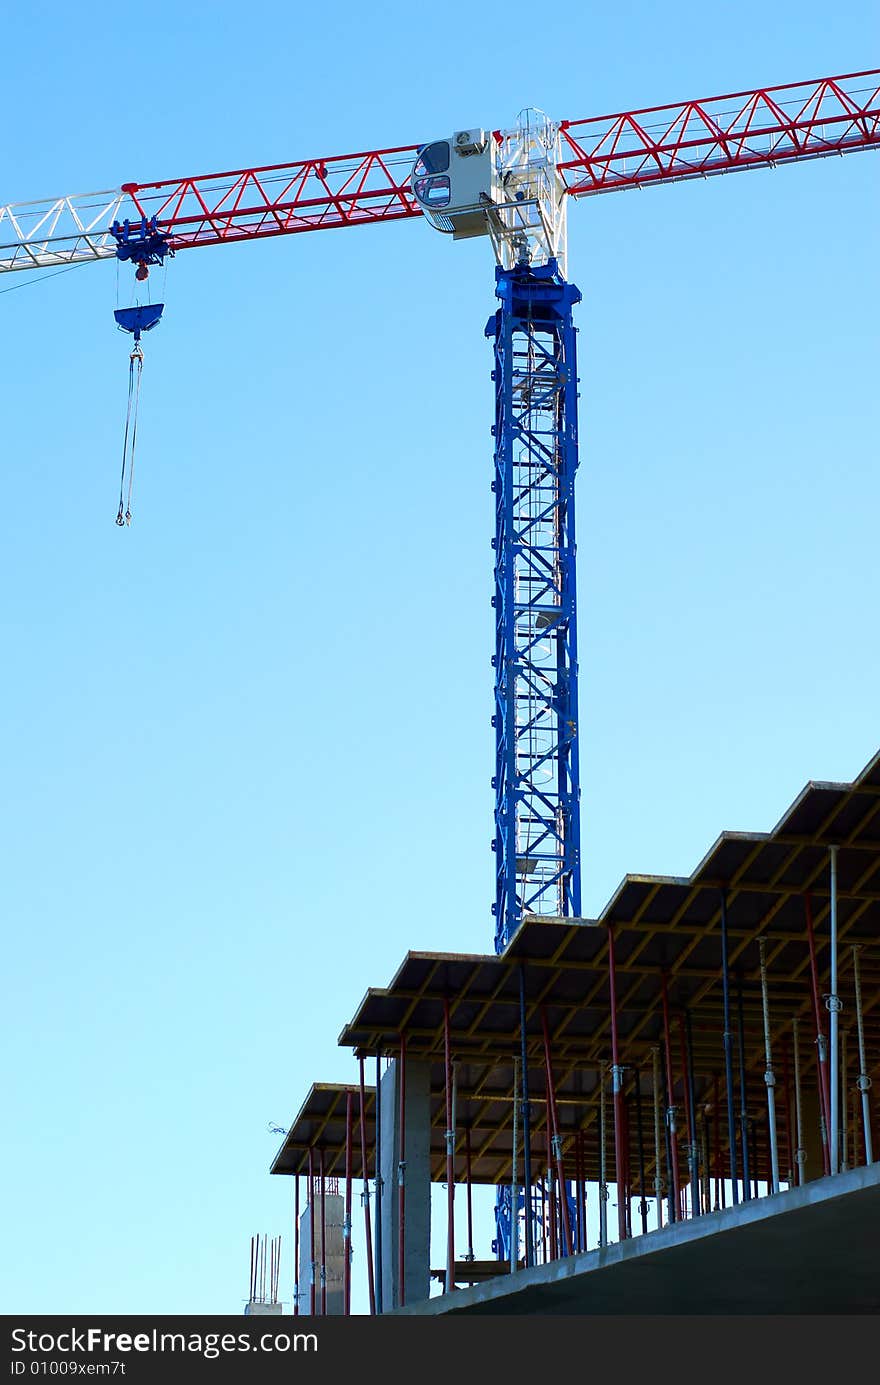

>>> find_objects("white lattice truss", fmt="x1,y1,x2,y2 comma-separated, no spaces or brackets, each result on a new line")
0,190,127,272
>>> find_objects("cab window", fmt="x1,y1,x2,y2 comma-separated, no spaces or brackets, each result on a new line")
414,142,450,177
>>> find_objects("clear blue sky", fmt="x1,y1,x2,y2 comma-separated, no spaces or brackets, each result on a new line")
1,1,877,1315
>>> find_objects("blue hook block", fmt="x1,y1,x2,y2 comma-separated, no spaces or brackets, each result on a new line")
114,303,165,342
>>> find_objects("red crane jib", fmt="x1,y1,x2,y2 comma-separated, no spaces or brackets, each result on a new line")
117,71,878,253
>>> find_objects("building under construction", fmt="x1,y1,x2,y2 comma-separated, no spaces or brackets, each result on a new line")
4,66,874,1317
272,745,880,1314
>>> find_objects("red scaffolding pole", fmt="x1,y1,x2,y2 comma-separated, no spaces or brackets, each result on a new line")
540,1007,573,1255
606,927,628,1243
804,893,832,1176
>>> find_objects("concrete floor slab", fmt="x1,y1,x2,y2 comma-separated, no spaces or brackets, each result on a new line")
400,1163,880,1315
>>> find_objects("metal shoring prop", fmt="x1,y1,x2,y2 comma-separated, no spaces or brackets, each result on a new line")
540,1174,548,1264
598,1065,608,1247
735,974,752,1201
758,937,781,1193
791,1018,806,1186
397,1032,406,1307
851,1085,860,1170
343,1093,353,1316
574,1131,583,1251
634,1067,648,1234
357,1055,376,1315
682,1010,701,1217
319,1148,327,1315
293,1175,300,1316
307,1147,316,1315
464,1123,475,1263
374,1055,383,1313
828,846,841,1174
804,893,832,1175
606,926,628,1241
545,1123,557,1259
540,1006,573,1254
510,1057,519,1272
517,965,534,1268
852,946,874,1164
781,1043,795,1188
651,1047,664,1229
623,1085,633,1238
719,891,740,1204
660,973,682,1219
443,998,455,1293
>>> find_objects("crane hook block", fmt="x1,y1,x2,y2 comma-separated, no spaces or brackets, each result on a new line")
111,216,173,267
114,304,164,342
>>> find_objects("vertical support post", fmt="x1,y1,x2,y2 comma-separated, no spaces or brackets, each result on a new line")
357,1055,375,1316
634,1068,648,1235
319,1148,327,1316
574,1131,584,1251
374,1055,383,1314
805,892,832,1175
852,946,874,1164
792,1018,806,1186
487,262,582,952
781,1043,794,1188
397,1033,406,1308
545,1125,558,1260
540,1006,573,1254
599,1066,608,1247
343,1092,353,1316
293,1174,300,1316
758,937,781,1193
465,1125,475,1262
828,846,841,1174
443,998,455,1292
736,975,752,1201
681,1010,701,1218
518,965,534,1267
651,1047,664,1229
606,926,628,1242
307,1146,316,1316
660,973,681,1220
719,890,740,1204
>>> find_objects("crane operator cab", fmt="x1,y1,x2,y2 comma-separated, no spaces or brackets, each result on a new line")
411,130,497,239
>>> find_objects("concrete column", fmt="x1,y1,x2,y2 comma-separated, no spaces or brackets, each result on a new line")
380,1057,431,1309
299,1193,345,1315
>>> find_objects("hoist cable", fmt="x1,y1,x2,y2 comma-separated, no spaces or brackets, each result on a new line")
116,345,143,526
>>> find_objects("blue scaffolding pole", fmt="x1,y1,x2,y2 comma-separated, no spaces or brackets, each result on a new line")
487,258,582,1264
487,259,582,956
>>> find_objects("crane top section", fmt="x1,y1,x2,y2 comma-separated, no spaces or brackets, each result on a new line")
411,109,568,273
1,69,877,276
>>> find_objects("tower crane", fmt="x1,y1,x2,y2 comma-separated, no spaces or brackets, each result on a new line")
2,70,877,968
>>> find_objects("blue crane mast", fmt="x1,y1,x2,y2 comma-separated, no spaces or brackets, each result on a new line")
487,260,582,953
